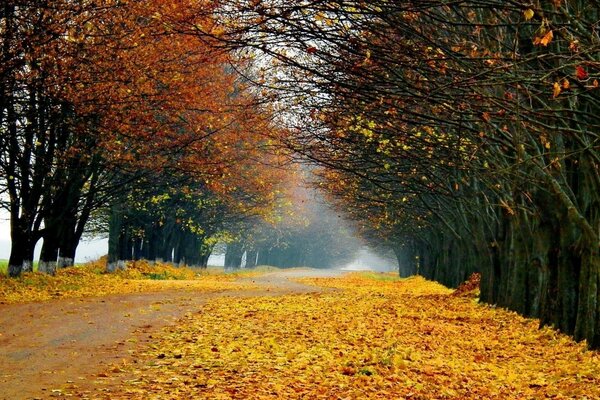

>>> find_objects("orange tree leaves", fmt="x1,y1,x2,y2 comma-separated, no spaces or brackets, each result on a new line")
24,0,289,189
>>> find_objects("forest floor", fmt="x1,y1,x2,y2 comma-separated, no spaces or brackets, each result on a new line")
1,269,599,399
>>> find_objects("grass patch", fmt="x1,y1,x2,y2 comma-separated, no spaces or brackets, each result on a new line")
118,261,199,280
192,265,280,279
146,272,169,280
0,259,40,275
225,265,280,277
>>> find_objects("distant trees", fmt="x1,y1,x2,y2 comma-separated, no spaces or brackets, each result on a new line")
218,1,600,347
106,177,226,270
222,189,361,269
105,154,289,270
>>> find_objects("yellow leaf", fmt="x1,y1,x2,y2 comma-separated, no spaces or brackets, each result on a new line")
524,9,535,21
553,82,561,98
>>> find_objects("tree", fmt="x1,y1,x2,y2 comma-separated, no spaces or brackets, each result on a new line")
215,1,600,347
1,0,287,275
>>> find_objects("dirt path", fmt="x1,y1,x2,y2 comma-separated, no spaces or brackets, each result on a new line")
0,269,346,400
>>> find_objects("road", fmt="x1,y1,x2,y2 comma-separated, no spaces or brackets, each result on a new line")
0,269,347,400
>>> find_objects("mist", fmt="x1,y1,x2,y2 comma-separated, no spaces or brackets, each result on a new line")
341,247,397,272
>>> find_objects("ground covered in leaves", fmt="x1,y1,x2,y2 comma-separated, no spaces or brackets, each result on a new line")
0,261,263,304
69,273,600,400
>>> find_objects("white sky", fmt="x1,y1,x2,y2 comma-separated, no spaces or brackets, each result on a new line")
0,209,9,240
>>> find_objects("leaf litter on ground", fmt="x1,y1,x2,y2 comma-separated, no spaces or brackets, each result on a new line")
66,272,600,399
0,259,262,304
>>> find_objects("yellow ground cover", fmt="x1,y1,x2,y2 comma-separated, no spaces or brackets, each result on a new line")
89,273,600,399
0,261,258,304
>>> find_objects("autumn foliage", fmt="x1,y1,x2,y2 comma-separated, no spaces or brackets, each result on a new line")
61,273,600,399
451,273,481,298
217,0,600,348
1,0,293,276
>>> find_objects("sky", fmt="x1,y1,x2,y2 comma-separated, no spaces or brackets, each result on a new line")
0,228,108,263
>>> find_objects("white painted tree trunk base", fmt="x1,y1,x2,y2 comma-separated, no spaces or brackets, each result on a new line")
22,260,33,273
107,260,127,273
38,261,57,275
57,257,74,268
8,264,21,276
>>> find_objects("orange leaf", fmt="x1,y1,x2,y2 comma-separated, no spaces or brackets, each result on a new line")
534,30,553,47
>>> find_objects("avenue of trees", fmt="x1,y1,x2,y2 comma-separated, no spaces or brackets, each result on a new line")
106,170,360,271
3,1,600,349
210,1,600,348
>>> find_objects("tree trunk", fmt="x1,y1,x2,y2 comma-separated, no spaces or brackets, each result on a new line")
133,237,143,261
393,244,418,277
39,229,59,275
8,233,35,276
173,229,184,265
224,241,244,269
57,215,77,268
198,240,214,269
108,204,127,272
245,249,258,269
